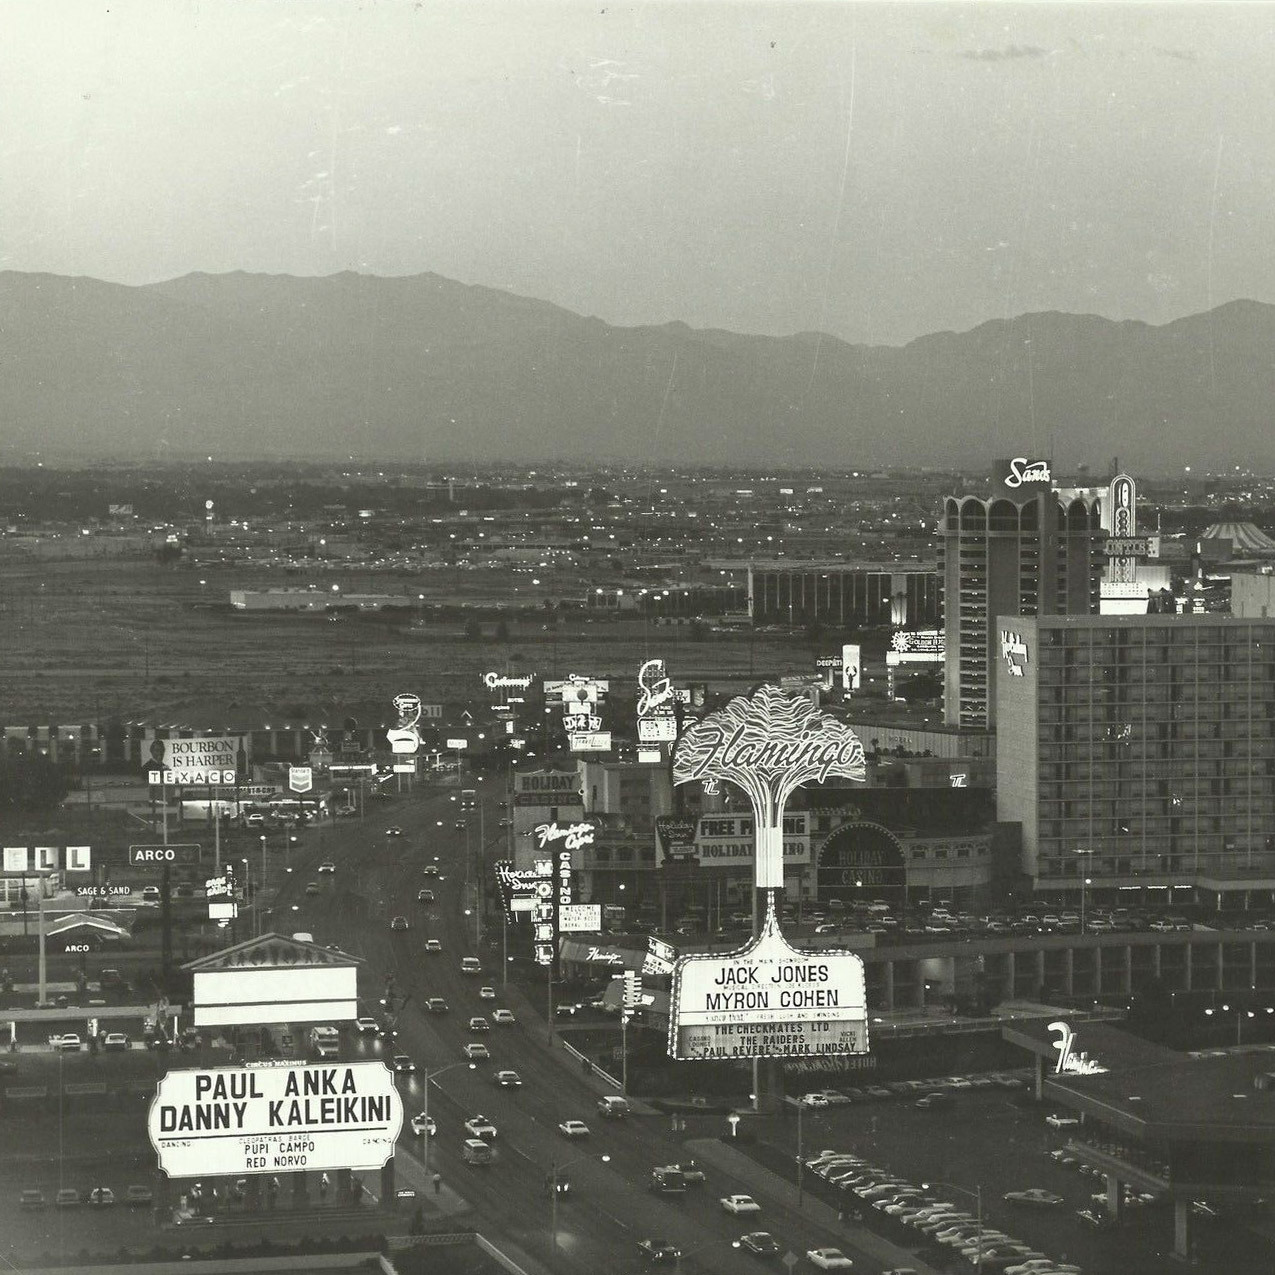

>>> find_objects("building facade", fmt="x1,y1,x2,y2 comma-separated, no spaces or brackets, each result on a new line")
941,463,1103,729
996,614,1275,907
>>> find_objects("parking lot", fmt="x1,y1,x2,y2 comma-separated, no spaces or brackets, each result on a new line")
754,1081,1274,1274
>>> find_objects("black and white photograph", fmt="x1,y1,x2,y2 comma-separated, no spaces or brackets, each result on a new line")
4,2,1275,1273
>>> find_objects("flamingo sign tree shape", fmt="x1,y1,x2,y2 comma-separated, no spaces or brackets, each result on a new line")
672,685,866,890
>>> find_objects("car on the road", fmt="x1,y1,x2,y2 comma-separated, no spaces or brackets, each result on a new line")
390,915,409,931
916,1092,955,1110
597,1095,631,1119
461,957,482,975
102,1032,129,1051
49,1033,82,1051
385,827,403,837
410,1112,436,1137
125,1185,153,1207
56,1188,81,1208
1003,1188,1066,1207
19,1189,46,1210
87,1187,116,1207
422,864,440,877
492,1009,516,1025
720,1193,761,1214
416,889,435,904
391,1054,416,1073
142,885,161,902
807,1248,855,1270
493,1070,522,1088
739,1232,780,1258
468,1016,490,1033
661,1160,705,1184
426,997,449,1014
464,1115,498,1139
305,881,320,896
802,1092,832,1108
1045,1112,1081,1128
463,1043,490,1061
454,820,466,830
1076,1205,1113,1228
558,1119,590,1138
318,861,336,874
479,985,496,999
425,939,442,953
354,1016,379,1034
637,1238,681,1264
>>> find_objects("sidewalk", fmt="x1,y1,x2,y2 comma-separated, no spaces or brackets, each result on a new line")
687,1137,943,1275
392,1141,471,1220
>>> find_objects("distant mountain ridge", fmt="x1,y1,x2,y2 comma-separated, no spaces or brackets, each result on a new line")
1,269,1272,470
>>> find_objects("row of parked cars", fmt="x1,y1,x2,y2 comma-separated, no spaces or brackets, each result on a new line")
801,1069,1029,1108
805,1148,1081,1275
20,1184,152,1210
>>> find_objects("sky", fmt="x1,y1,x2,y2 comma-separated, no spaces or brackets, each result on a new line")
4,1,1274,347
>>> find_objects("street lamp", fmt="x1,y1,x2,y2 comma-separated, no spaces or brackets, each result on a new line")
1206,1004,1258,1046
418,1061,476,1174
549,1153,610,1253
1075,846,1096,933
922,1181,983,1271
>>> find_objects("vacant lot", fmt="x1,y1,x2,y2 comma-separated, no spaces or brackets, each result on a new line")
0,549,851,725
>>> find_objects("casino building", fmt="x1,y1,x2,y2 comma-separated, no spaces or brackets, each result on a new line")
996,613,1275,908
941,460,1104,731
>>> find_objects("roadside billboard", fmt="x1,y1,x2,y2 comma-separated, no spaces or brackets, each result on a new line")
147,1061,401,1178
668,907,868,1061
147,735,244,786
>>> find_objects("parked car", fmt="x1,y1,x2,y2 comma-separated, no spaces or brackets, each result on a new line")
807,1248,855,1269
125,1185,153,1207
87,1187,116,1207
1045,1112,1081,1129
1003,1188,1065,1207
56,1188,81,1208
102,1032,129,1051
49,1033,82,1051
19,1190,46,1210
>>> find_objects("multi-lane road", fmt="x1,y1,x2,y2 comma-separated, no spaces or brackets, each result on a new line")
275,782,892,1274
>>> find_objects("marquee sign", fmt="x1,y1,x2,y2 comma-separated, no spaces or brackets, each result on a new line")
672,685,865,889
288,766,313,794
535,821,595,851
1048,1020,1108,1075
386,693,423,755
636,658,679,743
185,934,360,1027
148,1062,402,1178
668,900,868,1061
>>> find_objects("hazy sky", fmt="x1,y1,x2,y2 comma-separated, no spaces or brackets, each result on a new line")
4,1,1273,345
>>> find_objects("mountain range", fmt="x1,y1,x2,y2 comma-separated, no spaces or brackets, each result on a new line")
2,269,1273,470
